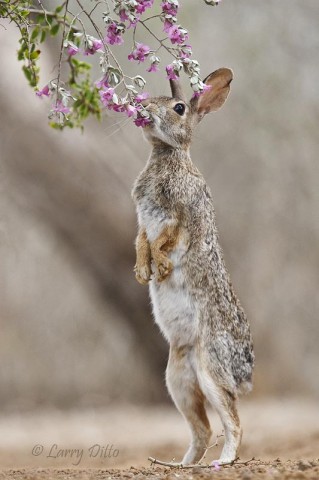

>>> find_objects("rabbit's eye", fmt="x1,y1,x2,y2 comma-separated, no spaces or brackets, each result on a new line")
173,103,185,116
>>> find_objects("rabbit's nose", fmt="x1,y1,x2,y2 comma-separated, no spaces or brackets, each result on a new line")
143,102,158,115
141,98,150,108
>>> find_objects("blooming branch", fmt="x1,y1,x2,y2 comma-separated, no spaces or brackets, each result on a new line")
0,0,222,130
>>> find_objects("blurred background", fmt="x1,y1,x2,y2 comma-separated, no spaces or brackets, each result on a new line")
0,0,318,418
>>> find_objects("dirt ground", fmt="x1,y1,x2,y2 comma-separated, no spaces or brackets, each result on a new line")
0,398,318,479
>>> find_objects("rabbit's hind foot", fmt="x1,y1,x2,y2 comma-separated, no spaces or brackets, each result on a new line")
197,370,242,467
166,346,212,466
216,424,242,465
212,452,239,466
181,443,208,466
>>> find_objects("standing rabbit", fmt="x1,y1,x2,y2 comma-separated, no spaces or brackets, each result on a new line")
132,68,254,465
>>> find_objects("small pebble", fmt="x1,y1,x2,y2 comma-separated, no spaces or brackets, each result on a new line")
297,460,311,471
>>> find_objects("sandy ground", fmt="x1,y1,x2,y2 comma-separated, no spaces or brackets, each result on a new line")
0,398,318,479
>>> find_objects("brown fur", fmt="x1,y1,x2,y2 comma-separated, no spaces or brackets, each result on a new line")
135,223,180,283
134,228,152,285
167,345,212,463
132,68,254,465
193,383,211,432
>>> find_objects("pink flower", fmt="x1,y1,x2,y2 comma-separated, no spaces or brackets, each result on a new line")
67,45,79,56
135,92,149,103
166,64,178,80
36,85,50,98
99,87,115,107
52,100,70,114
134,116,151,127
179,44,192,59
128,43,151,63
112,103,126,113
118,10,139,28
163,19,173,33
105,22,124,45
95,74,110,89
192,83,212,98
135,0,154,14
147,63,159,73
119,9,129,21
211,460,221,471
125,104,138,117
161,1,178,16
128,17,140,28
84,39,103,55
167,25,188,44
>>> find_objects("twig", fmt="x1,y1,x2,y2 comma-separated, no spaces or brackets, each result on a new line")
148,455,259,469
75,0,130,91
232,457,256,465
36,0,50,27
139,20,178,58
56,0,69,108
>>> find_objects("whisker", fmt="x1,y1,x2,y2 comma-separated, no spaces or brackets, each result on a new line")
104,118,131,138
103,115,130,132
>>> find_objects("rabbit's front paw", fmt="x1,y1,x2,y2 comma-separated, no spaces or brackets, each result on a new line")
134,263,152,285
156,256,173,282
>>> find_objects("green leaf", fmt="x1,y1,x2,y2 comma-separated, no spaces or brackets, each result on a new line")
40,30,46,43
31,27,39,41
55,5,64,13
71,58,91,71
22,66,32,82
49,122,64,130
50,23,60,36
30,50,40,60
17,49,25,61
20,10,29,18
36,14,45,23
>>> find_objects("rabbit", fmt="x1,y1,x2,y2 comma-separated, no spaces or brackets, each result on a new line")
131,68,254,466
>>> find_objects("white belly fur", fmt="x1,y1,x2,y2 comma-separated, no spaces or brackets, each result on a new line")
149,236,198,347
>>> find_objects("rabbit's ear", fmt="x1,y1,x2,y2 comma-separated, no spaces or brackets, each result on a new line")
170,78,186,101
191,68,233,121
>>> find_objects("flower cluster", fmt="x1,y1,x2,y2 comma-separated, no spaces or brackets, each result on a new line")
105,21,125,45
147,55,160,73
36,82,74,120
31,0,221,129
166,61,181,80
98,86,151,127
36,85,50,98
136,0,154,14
161,0,188,46
113,0,154,28
84,37,103,55
64,36,103,57
128,43,151,63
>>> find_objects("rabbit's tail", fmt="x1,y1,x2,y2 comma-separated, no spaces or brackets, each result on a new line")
236,379,253,396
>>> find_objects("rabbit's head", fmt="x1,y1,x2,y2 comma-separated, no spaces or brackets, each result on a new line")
142,68,233,149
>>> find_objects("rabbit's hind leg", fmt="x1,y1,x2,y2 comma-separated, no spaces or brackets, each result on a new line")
197,370,242,465
166,345,212,465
